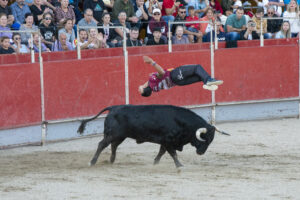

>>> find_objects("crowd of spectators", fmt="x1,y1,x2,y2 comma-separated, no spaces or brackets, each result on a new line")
0,0,300,54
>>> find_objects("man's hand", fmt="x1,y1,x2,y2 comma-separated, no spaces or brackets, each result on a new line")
143,56,154,64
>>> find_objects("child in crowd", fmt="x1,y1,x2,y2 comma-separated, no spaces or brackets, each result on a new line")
0,36,15,54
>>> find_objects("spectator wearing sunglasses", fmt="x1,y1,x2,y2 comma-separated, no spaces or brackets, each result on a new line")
11,32,30,53
30,0,52,25
39,12,56,49
265,6,282,36
148,8,168,42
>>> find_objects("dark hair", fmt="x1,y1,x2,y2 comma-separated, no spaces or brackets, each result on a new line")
179,6,186,10
236,6,244,11
153,27,161,33
141,86,152,97
188,6,195,10
79,29,87,34
25,13,34,19
12,32,21,39
102,12,110,19
130,26,139,32
43,12,54,20
1,36,10,42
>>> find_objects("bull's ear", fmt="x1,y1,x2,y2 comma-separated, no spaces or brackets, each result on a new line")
196,128,207,142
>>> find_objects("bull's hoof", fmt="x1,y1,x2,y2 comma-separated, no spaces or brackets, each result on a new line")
90,159,97,166
153,159,160,165
175,163,184,168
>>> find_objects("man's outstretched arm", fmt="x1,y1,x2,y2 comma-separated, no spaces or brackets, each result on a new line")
143,56,165,78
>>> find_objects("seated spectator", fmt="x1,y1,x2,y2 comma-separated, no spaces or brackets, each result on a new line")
240,20,260,40
265,6,282,37
28,32,50,52
98,12,119,47
39,12,56,49
148,8,168,42
275,21,292,38
0,0,15,28
171,25,189,44
54,0,76,25
145,0,162,18
224,6,246,41
134,0,149,23
161,0,180,23
74,29,88,49
187,0,208,18
203,17,226,42
81,28,105,49
209,0,223,14
112,0,138,24
83,0,107,24
146,26,166,45
200,7,215,35
114,11,131,43
126,26,142,46
186,6,200,32
52,32,74,51
0,13,12,39
0,36,14,54
252,7,272,39
172,6,202,43
283,0,300,37
10,0,31,26
58,18,76,44
78,8,97,31
11,32,30,53
30,0,52,25
20,13,38,44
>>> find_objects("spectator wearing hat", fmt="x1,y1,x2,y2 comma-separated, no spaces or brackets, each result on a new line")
148,8,168,42
146,26,167,45
252,7,272,39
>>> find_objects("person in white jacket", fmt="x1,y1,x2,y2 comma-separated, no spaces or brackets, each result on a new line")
283,0,300,37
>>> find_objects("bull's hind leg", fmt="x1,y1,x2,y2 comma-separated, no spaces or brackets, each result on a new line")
90,137,112,166
154,145,166,165
165,147,183,168
110,138,125,164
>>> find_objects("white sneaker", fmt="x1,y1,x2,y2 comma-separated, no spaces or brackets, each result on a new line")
203,84,218,91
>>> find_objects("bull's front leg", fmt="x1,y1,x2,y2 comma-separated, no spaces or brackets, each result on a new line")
154,145,166,165
165,147,183,168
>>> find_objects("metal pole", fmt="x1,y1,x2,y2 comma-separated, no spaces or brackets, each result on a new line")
168,22,172,53
123,28,129,105
260,19,264,47
38,32,46,145
298,31,300,118
210,28,216,125
77,27,81,59
214,22,218,50
30,33,35,63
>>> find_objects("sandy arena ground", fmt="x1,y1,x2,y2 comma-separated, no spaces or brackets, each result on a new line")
0,118,300,200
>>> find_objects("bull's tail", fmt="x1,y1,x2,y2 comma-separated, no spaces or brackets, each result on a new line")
214,126,230,136
77,106,114,135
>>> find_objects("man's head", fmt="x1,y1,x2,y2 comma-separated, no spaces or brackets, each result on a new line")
79,29,88,41
102,12,111,24
236,7,244,20
255,7,264,19
16,0,25,6
12,33,21,43
1,36,10,49
178,6,186,19
59,32,67,45
118,11,127,23
129,27,139,40
0,0,9,8
139,85,152,97
84,9,93,23
188,6,195,17
136,0,144,7
153,27,162,40
267,6,275,17
153,8,161,22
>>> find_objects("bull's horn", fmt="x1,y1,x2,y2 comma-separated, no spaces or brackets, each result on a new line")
215,126,231,136
196,128,207,142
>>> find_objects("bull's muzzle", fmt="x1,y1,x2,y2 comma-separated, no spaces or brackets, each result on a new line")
196,128,207,142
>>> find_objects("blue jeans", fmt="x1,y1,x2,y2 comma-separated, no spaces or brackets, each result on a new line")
162,15,175,26
226,32,240,41
264,33,272,39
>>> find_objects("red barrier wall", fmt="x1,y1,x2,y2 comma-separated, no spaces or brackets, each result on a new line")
0,41,299,129
0,63,41,129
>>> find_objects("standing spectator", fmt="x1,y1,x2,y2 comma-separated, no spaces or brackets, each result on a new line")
78,8,97,31
186,0,209,18
83,0,107,24
30,0,52,25
126,26,142,46
171,25,189,44
224,6,246,41
112,0,138,24
114,11,131,43
54,0,75,25
0,13,12,39
145,0,162,17
240,20,260,40
0,36,14,54
28,32,50,52
98,12,119,47
20,13,38,44
146,26,166,45
266,6,282,36
80,28,105,49
210,0,223,14
161,0,180,23
252,7,272,39
275,20,292,38
203,17,226,42
74,29,88,49
58,18,76,43
11,32,30,53
39,12,56,49
52,32,74,51
283,0,300,37
148,8,168,41
10,0,31,25
0,0,15,27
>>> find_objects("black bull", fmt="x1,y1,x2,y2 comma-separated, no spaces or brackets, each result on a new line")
77,105,229,167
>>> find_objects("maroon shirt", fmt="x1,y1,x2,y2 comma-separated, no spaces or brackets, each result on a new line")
148,69,175,92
